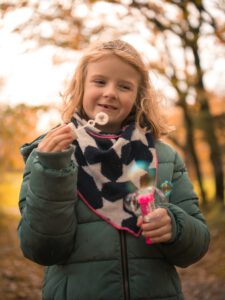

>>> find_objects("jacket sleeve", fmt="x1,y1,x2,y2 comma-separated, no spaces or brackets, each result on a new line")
18,146,78,266
157,146,210,268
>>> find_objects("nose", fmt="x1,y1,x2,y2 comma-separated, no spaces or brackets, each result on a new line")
103,83,118,100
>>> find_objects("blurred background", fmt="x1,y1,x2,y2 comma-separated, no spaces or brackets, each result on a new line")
0,0,224,299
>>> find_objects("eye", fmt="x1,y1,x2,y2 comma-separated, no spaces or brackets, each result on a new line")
94,79,105,85
119,84,131,91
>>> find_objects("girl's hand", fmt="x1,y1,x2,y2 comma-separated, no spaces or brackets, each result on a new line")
137,208,172,244
37,124,75,153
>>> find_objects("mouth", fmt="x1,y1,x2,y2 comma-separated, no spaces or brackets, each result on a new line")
97,104,117,110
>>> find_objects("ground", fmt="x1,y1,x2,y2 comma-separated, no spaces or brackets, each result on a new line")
0,206,225,300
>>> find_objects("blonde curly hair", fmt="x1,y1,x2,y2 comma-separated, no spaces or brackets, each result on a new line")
61,39,170,139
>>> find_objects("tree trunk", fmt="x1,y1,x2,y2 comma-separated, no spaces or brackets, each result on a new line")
199,103,224,202
180,102,208,205
192,45,224,203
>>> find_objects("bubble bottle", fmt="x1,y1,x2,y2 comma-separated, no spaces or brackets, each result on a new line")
124,162,173,244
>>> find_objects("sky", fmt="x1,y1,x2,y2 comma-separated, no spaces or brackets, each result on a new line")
0,23,162,108
0,32,81,107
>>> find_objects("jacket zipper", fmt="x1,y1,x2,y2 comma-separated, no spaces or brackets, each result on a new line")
119,231,130,300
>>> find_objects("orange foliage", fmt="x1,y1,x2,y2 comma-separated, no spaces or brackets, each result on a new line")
165,95,225,180
0,104,49,171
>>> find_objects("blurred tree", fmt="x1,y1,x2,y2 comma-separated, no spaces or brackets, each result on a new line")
0,0,224,202
0,104,48,171
116,0,224,204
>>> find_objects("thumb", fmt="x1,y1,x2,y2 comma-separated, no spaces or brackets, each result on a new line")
137,216,143,227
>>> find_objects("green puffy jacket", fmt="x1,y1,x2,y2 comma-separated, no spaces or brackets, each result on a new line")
18,137,210,300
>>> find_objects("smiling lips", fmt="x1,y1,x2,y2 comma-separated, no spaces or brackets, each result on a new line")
98,104,117,110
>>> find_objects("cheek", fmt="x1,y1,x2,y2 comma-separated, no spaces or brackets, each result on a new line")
82,90,92,108
82,96,87,112
83,86,98,103
123,96,137,119
125,96,136,112
126,103,135,114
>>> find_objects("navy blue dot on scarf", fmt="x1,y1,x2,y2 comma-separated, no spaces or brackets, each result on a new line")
102,182,130,202
74,143,88,166
78,168,103,209
84,146,122,181
121,141,153,165
94,138,114,150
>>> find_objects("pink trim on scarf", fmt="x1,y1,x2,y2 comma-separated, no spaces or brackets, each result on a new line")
87,130,121,140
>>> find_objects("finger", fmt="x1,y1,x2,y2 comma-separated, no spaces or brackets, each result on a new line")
38,133,74,152
50,138,74,152
149,208,167,220
46,135,74,152
38,125,69,146
38,124,76,152
150,233,172,244
142,224,172,239
141,209,171,229
46,124,72,139
141,218,163,231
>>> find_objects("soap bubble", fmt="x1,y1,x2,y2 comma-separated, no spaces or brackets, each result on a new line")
124,161,172,215
124,192,140,216
153,187,168,207
160,180,173,197
128,160,156,190
124,186,168,216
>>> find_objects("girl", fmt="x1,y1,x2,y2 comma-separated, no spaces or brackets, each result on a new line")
18,40,210,300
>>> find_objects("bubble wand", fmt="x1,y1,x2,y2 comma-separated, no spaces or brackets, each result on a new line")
68,112,109,139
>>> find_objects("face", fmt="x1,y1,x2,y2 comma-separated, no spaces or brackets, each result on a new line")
82,54,140,133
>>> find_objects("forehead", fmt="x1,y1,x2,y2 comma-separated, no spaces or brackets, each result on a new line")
86,54,140,83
